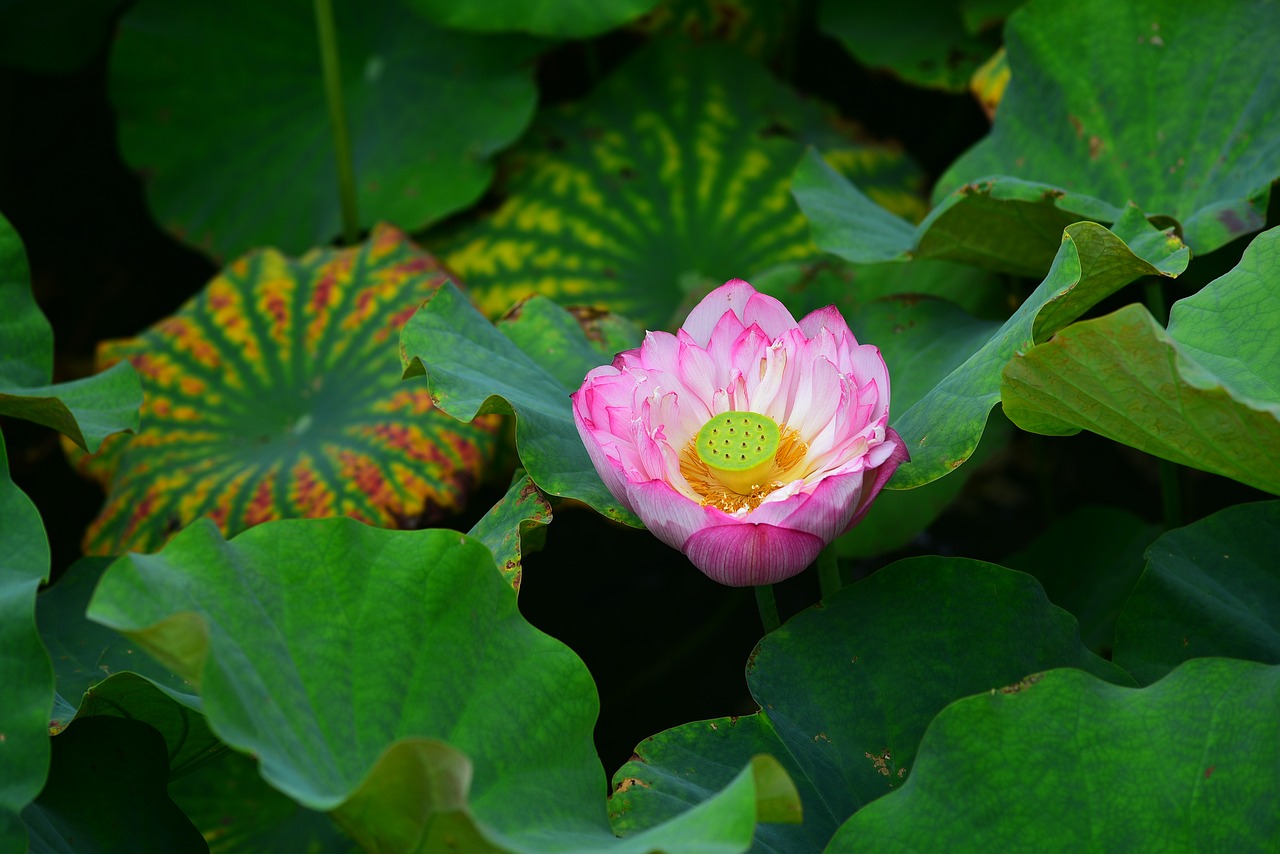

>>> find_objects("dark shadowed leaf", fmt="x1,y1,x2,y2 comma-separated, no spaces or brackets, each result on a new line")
1004,505,1161,655
611,557,1130,852
66,226,500,555
110,0,541,259
1114,501,1280,685
22,717,207,853
829,660,1280,849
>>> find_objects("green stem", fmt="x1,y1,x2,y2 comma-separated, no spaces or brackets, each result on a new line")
755,585,780,634
314,0,359,245
816,544,841,600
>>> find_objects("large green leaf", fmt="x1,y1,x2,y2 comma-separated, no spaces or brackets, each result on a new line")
936,0,1280,257
819,0,1006,92
1002,226,1280,494
0,431,50,853
1114,501,1280,686
1004,505,1161,655
405,0,659,37
402,282,641,527
430,38,927,327
829,659,1280,849
23,717,207,852
67,225,500,555
0,213,142,453
86,517,793,852
109,0,541,259
611,557,1131,852
891,210,1187,488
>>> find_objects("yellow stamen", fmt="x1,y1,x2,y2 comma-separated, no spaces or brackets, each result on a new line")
679,414,809,513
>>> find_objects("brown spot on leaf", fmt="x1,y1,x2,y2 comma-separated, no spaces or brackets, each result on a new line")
1089,135,1103,160
1068,114,1083,136
613,777,650,793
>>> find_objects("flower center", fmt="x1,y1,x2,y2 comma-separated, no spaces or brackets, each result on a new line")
680,411,809,513
695,411,781,495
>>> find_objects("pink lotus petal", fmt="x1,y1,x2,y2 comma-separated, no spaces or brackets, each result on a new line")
799,304,856,343
684,523,825,586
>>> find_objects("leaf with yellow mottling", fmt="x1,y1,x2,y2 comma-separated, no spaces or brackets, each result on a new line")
67,225,501,555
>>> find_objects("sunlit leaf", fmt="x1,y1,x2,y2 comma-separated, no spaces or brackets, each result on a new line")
402,283,641,527
1115,501,1280,685
404,0,659,37
68,225,500,555
611,557,1130,852
110,0,541,259
829,660,1280,849
937,0,1280,257
1001,226,1280,495
431,38,926,328
86,517,794,852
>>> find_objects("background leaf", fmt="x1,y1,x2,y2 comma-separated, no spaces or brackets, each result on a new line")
819,0,1005,92
936,0,1280,257
1004,505,1161,655
402,283,641,527
110,0,541,259
68,225,500,555
404,0,660,38
22,717,207,853
1002,226,1280,494
611,557,1131,852
431,39,926,328
829,660,1280,849
1114,500,1280,686
466,472,553,589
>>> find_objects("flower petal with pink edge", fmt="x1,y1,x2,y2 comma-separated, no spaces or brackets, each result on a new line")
626,478,726,551
845,429,910,529
798,304,856,343
681,279,798,346
684,523,825,586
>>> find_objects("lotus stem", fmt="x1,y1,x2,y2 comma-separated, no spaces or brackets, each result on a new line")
755,585,780,634
313,0,359,245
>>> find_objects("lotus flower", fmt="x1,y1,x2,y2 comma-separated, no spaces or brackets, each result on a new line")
571,279,908,586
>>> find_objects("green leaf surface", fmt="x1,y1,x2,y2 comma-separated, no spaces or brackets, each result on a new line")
68,226,499,555
937,0,1280,257
405,0,659,37
466,472,553,589
1004,505,1161,655
819,0,1003,91
431,39,926,327
402,282,641,527
829,659,1280,849
169,750,359,854
793,149,1126,278
110,0,541,259
628,0,792,60
891,211,1187,488
0,212,141,452
1001,226,1280,494
1115,501,1280,686
611,557,1130,852
86,517,786,852
0,431,50,853
22,717,207,853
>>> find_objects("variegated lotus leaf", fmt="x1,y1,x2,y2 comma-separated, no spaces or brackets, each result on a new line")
428,37,927,328
67,225,500,555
